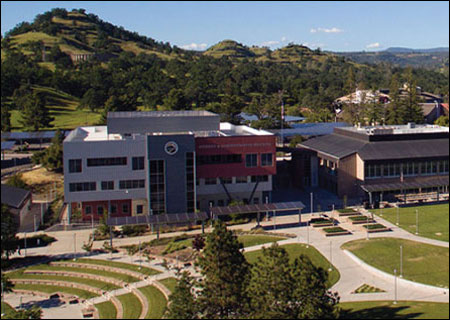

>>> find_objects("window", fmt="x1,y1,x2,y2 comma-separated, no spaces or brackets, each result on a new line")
69,159,82,173
236,176,248,183
149,160,165,214
97,206,104,215
132,157,145,170
251,175,268,183
218,200,224,207
119,180,145,189
111,204,117,215
246,154,258,167
85,205,92,214
136,205,143,214
186,152,195,212
69,182,96,192
197,154,241,165
122,203,129,214
87,157,127,167
205,178,217,185
101,181,114,190
253,198,259,204
261,153,273,167
220,177,232,184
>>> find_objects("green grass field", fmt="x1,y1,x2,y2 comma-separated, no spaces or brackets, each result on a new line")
238,235,287,248
244,243,340,287
339,301,449,319
70,258,160,276
9,85,102,131
12,283,99,299
116,293,142,319
342,238,449,288
95,300,117,319
159,277,178,293
371,203,449,242
1,302,17,317
27,264,140,283
139,285,167,319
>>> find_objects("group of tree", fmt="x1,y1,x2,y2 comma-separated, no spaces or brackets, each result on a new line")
165,221,339,319
1,8,448,130
31,129,64,172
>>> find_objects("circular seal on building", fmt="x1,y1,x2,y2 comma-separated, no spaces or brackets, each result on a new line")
164,141,179,155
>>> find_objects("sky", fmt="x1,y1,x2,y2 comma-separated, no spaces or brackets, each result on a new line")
1,1,449,52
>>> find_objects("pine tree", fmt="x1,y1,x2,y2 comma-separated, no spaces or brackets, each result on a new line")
386,74,404,125
19,92,53,131
1,99,11,131
402,68,424,124
247,243,295,319
165,271,198,319
195,220,250,319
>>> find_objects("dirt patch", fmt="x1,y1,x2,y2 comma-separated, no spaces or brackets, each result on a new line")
407,256,425,262
21,167,64,194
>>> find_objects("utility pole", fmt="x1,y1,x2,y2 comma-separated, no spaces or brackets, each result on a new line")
415,209,419,235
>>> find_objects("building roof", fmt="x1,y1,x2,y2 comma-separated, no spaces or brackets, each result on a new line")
361,175,449,193
1,184,31,209
420,103,440,117
1,131,70,141
107,211,209,226
1,141,15,151
270,122,349,137
108,110,217,118
300,133,449,160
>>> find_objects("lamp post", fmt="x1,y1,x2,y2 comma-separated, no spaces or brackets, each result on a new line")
138,240,142,270
366,214,369,240
328,241,333,271
73,233,77,261
400,245,403,278
306,221,310,248
310,192,313,215
396,205,399,226
415,209,419,235
394,269,398,304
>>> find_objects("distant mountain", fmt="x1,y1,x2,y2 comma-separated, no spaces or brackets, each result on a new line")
385,47,449,53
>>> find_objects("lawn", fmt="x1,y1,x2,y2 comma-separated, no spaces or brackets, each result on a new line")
12,283,99,299
9,85,102,131
95,300,117,319
238,235,287,248
339,301,449,319
371,203,449,242
342,238,449,288
244,243,340,287
159,277,178,293
138,285,167,319
27,264,140,283
70,258,160,276
116,293,142,319
1,302,17,317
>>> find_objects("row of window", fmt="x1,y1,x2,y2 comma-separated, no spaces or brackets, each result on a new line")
84,203,145,216
201,175,269,185
69,179,145,192
68,156,145,173
246,154,273,167
365,160,449,179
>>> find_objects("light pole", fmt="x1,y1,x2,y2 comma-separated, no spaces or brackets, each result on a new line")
306,221,310,248
24,232,27,257
396,205,399,226
400,245,403,278
328,241,333,271
310,192,313,215
415,209,419,235
394,269,398,304
366,214,369,240
138,240,142,270
73,233,77,261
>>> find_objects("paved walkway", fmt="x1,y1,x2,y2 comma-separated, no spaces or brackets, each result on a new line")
9,206,450,316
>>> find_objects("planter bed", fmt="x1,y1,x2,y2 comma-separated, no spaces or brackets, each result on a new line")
363,224,391,233
349,216,376,224
322,227,351,237
337,209,361,217
310,218,336,228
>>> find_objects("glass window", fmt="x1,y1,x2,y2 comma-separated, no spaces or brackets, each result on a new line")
205,178,217,185
101,181,114,190
132,157,145,170
136,205,143,214
85,205,91,215
122,203,129,214
245,154,258,167
220,177,232,184
261,153,273,166
87,157,127,167
97,206,104,215
111,204,117,214
69,159,82,173
236,176,248,183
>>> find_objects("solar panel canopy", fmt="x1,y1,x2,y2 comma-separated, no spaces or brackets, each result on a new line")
107,211,208,226
210,201,305,216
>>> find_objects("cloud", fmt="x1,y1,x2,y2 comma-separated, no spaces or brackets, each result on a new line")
310,27,343,34
261,40,280,47
281,36,287,42
366,42,381,49
303,42,326,49
180,43,208,51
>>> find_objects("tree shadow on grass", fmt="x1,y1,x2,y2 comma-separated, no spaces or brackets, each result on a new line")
340,305,422,319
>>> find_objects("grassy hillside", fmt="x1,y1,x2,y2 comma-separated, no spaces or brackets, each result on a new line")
9,85,101,131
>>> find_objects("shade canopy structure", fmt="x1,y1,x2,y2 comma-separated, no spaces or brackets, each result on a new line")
210,201,305,216
107,211,208,227
1,141,15,151
361,176,449,193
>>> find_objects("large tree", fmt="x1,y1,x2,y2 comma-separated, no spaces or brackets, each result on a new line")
195,220,250,319
19,92,53,131
247,243,340,319
165,271,198,319
1,204,19,260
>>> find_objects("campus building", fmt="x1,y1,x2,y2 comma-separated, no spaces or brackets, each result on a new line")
299,123,449,203
63,111,276,222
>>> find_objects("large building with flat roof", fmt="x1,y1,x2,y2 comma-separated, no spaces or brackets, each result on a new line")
63,111,276,222
299,123,449,203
